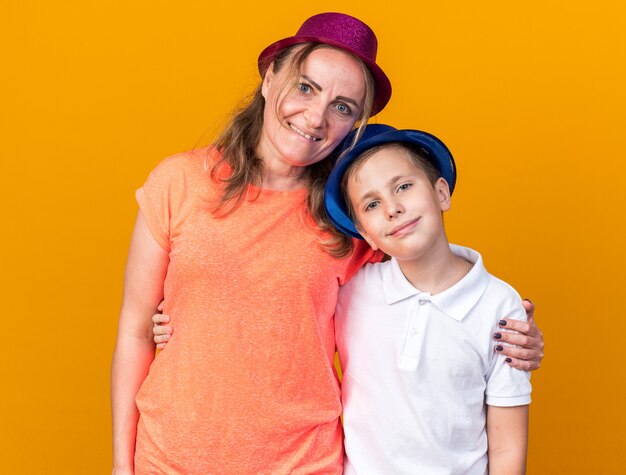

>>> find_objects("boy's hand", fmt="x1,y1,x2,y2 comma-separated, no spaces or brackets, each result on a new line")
494,299,544,371
153,300,173,350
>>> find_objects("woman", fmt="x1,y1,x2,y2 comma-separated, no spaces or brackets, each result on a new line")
112,12,543,474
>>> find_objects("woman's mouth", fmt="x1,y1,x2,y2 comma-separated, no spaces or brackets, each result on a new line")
288,123,322,142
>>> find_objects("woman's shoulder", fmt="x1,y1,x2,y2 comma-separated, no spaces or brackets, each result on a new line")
150,146,219,176
141,146,222,191
137,147,224,212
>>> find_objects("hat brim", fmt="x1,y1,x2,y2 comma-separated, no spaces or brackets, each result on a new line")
324,126,457,239
258,36,391,116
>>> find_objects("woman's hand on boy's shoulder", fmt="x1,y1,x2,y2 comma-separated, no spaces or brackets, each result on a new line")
494,299,544,371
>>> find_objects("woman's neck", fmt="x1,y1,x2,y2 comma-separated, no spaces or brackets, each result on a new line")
255,147,308,192
261,165,308,191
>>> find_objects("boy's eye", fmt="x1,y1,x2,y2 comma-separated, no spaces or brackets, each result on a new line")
335,102,352,115
397,183,412,192
365,201,379,211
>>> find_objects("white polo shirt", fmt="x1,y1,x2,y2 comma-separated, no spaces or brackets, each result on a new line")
335,244,531,475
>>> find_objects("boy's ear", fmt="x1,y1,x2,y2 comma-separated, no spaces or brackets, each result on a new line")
435,178,452,212
261,64,275,99
355,224,379,251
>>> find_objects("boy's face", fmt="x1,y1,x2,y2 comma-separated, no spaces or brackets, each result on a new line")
346,147,451,261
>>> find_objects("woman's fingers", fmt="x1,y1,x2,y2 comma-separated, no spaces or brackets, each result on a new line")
497,354,541,371
494,328,534,347
497,318,539,338
522,298,535,322
495,300,544,370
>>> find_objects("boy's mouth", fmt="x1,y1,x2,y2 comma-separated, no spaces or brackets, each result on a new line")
388,218,420,237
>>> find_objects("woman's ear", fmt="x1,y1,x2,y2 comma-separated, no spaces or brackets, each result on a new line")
435,177,452,212
261,64,275,99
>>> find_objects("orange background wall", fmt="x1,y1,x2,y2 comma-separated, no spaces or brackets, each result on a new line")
3,0,625,473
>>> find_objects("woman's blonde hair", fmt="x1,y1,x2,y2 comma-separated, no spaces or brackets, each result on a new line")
210,43,375,257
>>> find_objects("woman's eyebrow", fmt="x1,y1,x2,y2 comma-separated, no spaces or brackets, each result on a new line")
302,75,323,91
301,75,360,107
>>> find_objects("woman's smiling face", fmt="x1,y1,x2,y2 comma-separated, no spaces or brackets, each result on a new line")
257,46,366,173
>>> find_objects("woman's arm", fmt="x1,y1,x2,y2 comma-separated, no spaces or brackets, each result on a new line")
487,405,529,475
111,211,169,473
495,299,544,371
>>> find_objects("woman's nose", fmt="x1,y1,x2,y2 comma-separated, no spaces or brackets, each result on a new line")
304,100,326,128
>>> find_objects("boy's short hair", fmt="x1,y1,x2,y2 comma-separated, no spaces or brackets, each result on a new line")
340,142,443,227
325,124,456,239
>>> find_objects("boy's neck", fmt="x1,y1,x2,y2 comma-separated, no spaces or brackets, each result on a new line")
395,237,472,295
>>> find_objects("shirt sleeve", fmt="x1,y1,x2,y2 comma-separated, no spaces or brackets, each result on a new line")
135,153,191,252
339,240,383,285
485,293,532,407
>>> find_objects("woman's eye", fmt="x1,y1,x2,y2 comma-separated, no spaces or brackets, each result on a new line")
298,83,312,94
335,103,352,115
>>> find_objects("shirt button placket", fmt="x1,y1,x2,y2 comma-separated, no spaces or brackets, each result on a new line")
399,292,431,371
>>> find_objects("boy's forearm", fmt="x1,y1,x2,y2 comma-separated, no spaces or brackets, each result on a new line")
487,405,529,475
488,448,527,475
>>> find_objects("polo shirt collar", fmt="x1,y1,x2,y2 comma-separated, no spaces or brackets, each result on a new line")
382,244,490,322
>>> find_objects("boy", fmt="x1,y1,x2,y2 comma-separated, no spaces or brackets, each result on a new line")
325,124,531,475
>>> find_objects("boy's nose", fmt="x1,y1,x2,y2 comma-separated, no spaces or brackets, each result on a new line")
386,202,405,218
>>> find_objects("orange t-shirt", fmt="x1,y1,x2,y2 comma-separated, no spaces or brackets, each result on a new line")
134,148,378,474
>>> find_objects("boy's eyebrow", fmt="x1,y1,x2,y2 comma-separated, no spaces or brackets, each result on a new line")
353,175,410,206
354,190,377,207
301,75,360,107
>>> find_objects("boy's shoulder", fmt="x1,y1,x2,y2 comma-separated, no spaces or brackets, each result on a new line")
338,259,392,307
450,244,526,322
479,273,526,324
351,244,522,293
347,258,393,288
449,244,521,292
341,244,526,321
484,272,523,302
